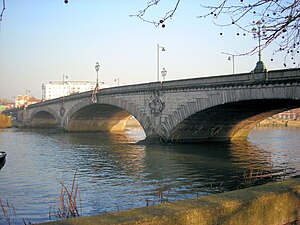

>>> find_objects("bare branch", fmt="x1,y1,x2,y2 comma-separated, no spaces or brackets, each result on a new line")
130,0,181,27
199,0,300,67
133,0,300,67
0,0,5,22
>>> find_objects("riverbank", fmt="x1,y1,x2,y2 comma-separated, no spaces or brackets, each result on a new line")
257,119,300,127
40,177,300,225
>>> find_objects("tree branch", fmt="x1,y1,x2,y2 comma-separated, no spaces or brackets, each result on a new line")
130,0,181,27
0,0,5,22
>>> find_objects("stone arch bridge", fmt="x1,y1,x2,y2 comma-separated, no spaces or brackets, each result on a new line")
7,68,300,143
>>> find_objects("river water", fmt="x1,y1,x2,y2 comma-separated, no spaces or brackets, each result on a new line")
0,126,299,224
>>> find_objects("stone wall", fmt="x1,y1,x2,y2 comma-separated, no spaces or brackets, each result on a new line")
39,177,300,225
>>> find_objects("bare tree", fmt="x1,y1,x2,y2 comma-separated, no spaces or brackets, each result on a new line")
133,0,300,67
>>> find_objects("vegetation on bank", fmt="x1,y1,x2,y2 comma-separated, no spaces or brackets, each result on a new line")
49,172,81,221
0,114,11,128
0,173,81,225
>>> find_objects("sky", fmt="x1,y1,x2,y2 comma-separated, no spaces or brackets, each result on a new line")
0,0,296,100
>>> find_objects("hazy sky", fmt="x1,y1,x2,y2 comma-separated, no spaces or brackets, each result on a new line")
0,0,295,100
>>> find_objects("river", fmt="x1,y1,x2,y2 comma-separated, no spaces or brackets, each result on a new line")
0,126,299,224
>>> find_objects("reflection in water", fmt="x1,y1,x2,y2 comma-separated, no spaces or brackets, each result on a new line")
0,127,299,223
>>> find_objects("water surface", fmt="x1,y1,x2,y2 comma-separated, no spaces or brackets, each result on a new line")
0,127,299,223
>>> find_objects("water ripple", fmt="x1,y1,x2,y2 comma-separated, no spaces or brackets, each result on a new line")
0,127,299,223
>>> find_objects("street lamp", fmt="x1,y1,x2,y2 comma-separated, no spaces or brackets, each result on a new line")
62,74,68,84
221,52,235,74
12,96,16,108
62,74,68,97
252,20,267,73
114,78,120,86
95,62,100,89
157,44,166,81
161,68,167,81
42,84,45,101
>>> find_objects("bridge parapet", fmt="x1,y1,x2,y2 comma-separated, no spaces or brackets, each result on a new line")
25,68,300,111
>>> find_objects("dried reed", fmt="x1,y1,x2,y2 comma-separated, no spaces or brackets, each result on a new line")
0,198,16,225
49,172,81,221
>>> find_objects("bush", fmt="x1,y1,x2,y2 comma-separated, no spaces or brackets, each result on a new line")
0,114,12,128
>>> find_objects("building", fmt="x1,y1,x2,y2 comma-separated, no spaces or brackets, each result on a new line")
43,81,109,100
0,99,14,112
15,95,40,108
0,104,14,112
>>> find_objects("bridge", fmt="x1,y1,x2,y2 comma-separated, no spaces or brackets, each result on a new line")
5,68,300,143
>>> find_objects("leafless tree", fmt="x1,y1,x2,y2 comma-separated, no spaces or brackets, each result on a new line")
133,0,300,66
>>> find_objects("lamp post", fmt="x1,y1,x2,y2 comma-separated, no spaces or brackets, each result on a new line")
157,44,166,81
114,78,120,86
62,74,68,97
221,52,235,74
12,96,16,108
161,68,167,81
42,84,45,101
95,62,100,89
251,20,267,73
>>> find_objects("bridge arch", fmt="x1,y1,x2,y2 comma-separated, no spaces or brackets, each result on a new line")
64,97,148,133
27,108,61,128
66,103,132,132
164,99,300,143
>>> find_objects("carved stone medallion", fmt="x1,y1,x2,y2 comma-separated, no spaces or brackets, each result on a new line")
149,94,165,117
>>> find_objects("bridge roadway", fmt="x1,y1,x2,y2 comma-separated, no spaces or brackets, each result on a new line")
7,68,300,143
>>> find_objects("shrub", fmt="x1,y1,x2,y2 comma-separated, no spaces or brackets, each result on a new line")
0,114,11,129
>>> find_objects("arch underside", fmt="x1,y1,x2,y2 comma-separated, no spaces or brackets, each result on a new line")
29,111,59,128
168,99,300,143
66,104,133,132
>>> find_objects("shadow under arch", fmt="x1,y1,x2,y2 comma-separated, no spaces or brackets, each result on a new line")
66,103,145,133
167,99,300,143
28,110,60,128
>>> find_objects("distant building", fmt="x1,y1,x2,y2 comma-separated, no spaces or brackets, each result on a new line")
15,95,40,108
0,98,13,105
43,81,109,100
0,104,14,112
0,98,14,112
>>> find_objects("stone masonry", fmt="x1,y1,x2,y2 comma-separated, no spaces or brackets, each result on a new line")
14,68,300,143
